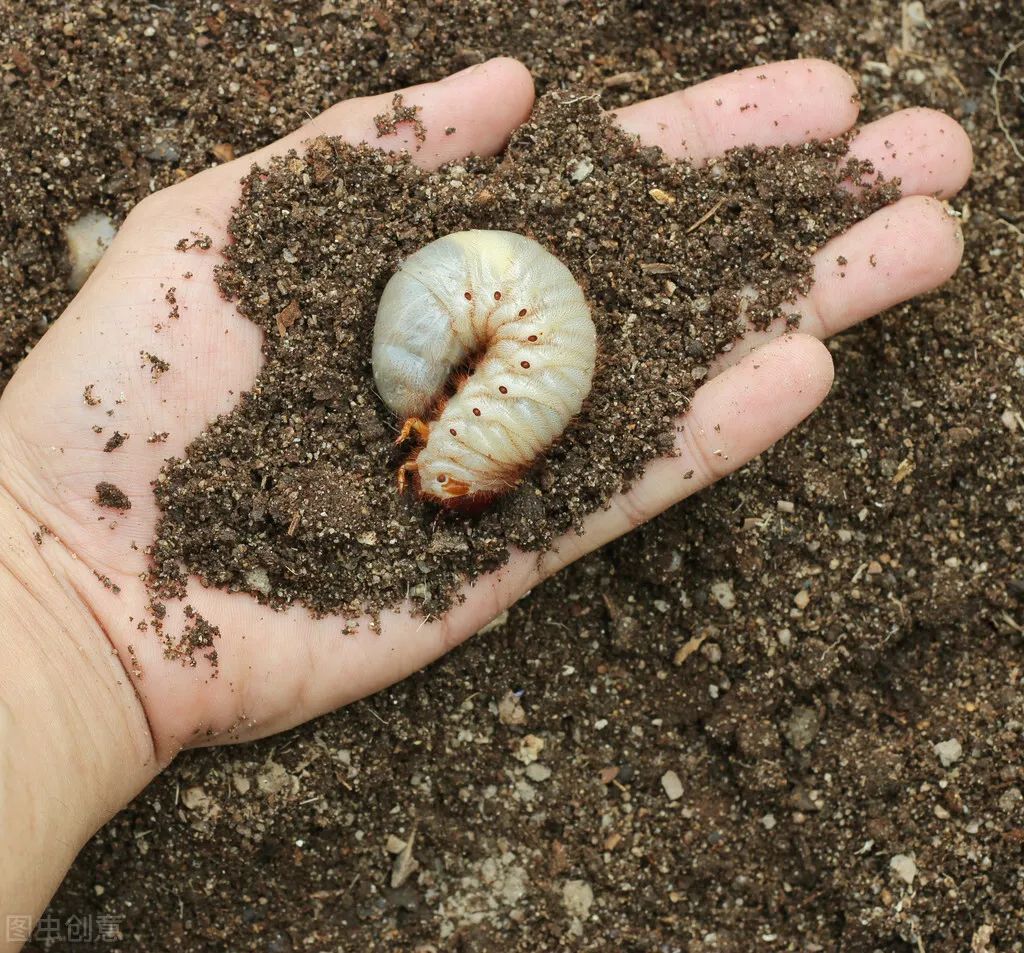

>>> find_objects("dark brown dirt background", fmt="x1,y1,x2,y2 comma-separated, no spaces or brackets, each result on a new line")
2,1,1022,951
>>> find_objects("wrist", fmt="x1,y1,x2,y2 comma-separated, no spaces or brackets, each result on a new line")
0,486,156,935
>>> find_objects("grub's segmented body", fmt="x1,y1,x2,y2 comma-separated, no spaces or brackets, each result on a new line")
372,230,597,505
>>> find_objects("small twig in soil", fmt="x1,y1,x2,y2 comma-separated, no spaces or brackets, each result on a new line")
990,39,1024,164
686,196,727,234
363,703,388,726
993,214,1024,240
560,93,602,106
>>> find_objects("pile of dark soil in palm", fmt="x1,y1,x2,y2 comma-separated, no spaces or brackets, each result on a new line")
149,93,892,618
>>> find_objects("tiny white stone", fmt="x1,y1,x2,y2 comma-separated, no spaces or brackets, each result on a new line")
65,211,117,291
934,738,963,768
181,785,210,812
562,879,594,919
514,734,544,765
890,853,918,885
711,581,735,610
661,770,683,801
998,787,1022,813
570,157,594,183
906,1,927,27
497,689,527,727
525,763,551,782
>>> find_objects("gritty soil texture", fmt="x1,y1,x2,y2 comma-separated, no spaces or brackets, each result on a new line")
149,95,892,618
3,1,1023,951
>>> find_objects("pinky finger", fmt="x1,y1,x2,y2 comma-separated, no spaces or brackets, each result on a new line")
540,333,835,573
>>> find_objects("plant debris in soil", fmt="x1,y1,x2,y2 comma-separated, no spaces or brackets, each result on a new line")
148,92,896,619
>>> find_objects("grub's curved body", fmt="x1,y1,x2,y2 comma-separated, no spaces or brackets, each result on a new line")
372,230,596,504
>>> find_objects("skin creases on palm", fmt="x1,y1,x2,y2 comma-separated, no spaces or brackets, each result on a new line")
0,57,971,761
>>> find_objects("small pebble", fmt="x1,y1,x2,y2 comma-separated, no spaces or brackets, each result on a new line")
181,785,210,812
934,738,963,768
497,690,527,727
661,770,683,801
863,60,893,80
569,157,594,182
711,580,736,610
525,763,551,782
998,787,1022,813
65,211,117,291
144,139,181,163
890,853,918,885
562,879,594,919
514,734,544,765
906,1,927,27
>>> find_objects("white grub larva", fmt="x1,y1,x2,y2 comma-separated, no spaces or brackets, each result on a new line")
372,230,597,507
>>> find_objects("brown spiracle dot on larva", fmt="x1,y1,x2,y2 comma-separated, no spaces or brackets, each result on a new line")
371,229,598,507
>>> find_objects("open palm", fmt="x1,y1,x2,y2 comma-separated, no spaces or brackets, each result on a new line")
0,57,970,764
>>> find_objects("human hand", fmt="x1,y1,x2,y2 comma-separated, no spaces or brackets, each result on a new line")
0,55,970,928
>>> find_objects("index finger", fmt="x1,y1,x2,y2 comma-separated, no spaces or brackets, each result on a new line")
243,57,536,172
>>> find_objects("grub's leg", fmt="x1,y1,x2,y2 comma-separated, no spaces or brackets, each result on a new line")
397,459,418,494
395,417,430,446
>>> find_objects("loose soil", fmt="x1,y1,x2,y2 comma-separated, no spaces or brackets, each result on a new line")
2,1,1022,951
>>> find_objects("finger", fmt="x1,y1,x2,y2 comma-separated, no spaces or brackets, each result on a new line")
247,57,535,171
717,195,964,367
438,334,836,648
612,59,860,164
843,107,973,199
798,196,964,335
540,334,834,571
